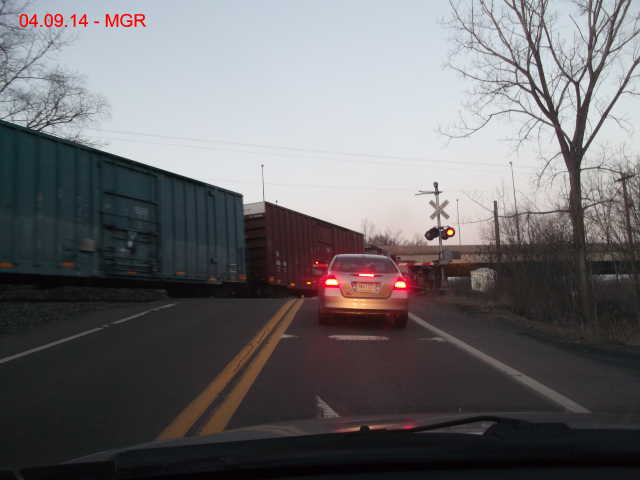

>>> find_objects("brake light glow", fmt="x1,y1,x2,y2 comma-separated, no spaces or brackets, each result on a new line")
357,273,375,277
394,278,408,290
324,276,339,287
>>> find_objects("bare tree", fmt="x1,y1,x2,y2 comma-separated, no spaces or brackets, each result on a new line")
405,232,428,247
0,0,109,143
444,0,640,326
581,154,640,315
369,227,404,247
361,218,377,243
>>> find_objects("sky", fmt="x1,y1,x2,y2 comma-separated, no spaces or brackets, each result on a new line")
31,0,639,244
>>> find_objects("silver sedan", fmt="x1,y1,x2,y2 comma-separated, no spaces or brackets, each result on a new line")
318,254,409,328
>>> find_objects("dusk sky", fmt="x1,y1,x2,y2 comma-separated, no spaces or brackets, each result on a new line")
34,0,639,243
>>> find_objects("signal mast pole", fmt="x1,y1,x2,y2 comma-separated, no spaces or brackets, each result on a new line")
416,181,447,291
416,182,444,257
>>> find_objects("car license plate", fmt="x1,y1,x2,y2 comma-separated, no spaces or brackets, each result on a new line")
355,282,379,293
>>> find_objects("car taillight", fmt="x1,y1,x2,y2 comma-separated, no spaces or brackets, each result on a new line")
394,278,407,290
324,275,339,288
357,273,375,277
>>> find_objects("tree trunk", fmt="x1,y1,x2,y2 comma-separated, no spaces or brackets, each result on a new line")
568,164,595,329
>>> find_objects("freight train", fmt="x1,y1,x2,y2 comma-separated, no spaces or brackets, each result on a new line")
244,201,364,296
0,120,364,297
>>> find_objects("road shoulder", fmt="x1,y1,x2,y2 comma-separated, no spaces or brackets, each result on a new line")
410,294,640,414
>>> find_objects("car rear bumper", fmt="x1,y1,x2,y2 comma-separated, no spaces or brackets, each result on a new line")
320,290,408,314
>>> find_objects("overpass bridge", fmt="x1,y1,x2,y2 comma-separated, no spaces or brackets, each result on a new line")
380,244,637,277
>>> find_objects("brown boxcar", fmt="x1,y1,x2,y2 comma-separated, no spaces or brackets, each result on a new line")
244,202,364,295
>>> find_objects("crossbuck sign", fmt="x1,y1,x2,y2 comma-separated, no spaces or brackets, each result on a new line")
429,199,450,220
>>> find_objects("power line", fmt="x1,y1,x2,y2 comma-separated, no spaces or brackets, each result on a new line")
191,175,412,192
209,173,510,196
98,135,528,172
460,190,494,213
89,127,539,170
460,216,493,225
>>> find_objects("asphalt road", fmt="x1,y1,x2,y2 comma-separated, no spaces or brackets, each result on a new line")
2,294,640,468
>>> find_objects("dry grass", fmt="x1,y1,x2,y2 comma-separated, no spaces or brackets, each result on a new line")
438,290,640,347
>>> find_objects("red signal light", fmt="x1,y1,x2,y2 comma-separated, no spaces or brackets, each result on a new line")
445,227,455,238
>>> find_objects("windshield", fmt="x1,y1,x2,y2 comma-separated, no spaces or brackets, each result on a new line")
1,0,640,470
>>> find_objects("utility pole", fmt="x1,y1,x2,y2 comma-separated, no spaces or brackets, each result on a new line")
456,198,461,246
261,164,265,202
435,183,443,256
509,161,522,244
493,200,501,262
616,173,640,320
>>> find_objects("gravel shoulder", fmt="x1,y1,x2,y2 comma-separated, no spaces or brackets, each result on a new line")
0,286,168,335
0,302,146,334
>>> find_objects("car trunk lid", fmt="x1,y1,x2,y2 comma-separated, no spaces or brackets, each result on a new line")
336,272,397,298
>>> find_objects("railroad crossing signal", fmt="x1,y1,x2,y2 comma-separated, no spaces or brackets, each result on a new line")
416,181,450,292
429,199,450,220
424,226,440,240
425,225,456,241
442,226,455,240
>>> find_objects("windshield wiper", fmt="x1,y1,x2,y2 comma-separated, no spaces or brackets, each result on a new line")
402,415,531,433
372,415,572,439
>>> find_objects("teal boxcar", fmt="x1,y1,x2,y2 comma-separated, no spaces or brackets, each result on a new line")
0,120,246,293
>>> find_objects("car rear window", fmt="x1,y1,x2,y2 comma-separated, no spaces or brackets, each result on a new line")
331,257,398,273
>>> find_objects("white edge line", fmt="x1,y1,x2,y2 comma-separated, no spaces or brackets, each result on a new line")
409,313,591,414
0,327,103,365
0,303,178,365
111,303,176,325
111,311,148,325
153,303,177,311
316,395,340,418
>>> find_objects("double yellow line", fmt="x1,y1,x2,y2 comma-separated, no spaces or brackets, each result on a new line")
157,298,304,440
